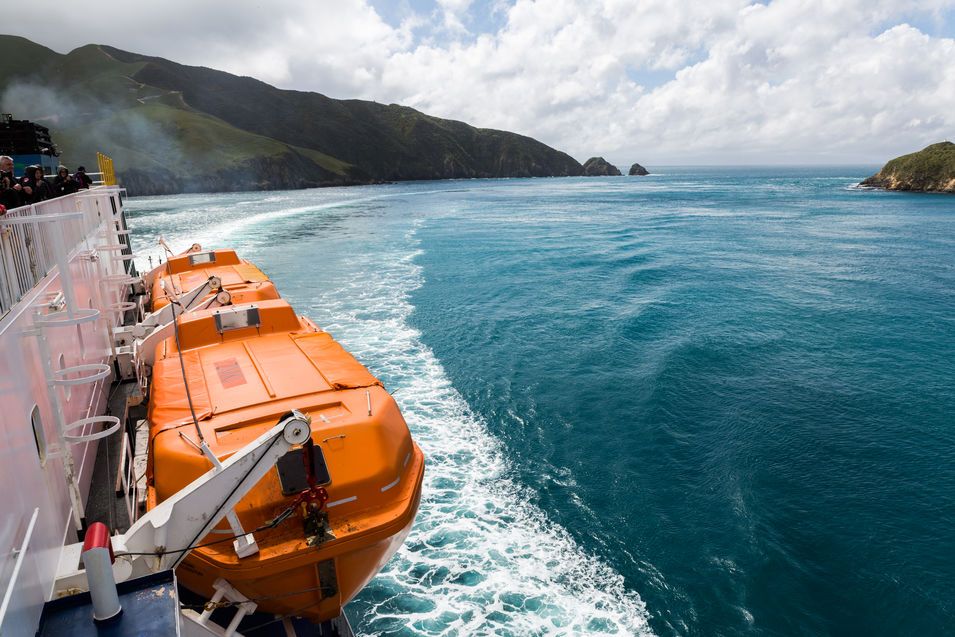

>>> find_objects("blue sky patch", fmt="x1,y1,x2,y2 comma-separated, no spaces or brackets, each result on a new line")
626,67,677,91
370,0,511,41
872,7,955,38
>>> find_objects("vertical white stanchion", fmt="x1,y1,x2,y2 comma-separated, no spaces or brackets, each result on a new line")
82,522,122,622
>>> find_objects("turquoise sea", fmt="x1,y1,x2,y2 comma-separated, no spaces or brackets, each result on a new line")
127,167,955,636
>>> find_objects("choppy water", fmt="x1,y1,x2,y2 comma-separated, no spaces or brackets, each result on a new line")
127,168,955,636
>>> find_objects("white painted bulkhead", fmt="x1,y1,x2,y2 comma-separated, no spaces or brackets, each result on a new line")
0,187,131,637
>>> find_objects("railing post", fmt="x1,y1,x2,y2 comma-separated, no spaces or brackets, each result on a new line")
49,210,78,320
0,225,17,312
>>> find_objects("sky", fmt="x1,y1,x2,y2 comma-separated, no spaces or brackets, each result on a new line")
4,0,955,165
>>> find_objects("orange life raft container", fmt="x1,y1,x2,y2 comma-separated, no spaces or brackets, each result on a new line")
146,293,424,622
150,248,280,312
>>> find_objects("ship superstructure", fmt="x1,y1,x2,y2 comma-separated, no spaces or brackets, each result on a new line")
0,114,60,175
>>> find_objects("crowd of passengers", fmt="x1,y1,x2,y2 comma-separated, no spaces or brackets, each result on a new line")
0,155,93,211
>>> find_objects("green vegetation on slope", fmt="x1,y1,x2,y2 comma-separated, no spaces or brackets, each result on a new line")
862,142,955,193
0,35,584,194
54,102,354,193
120,46,582,182
0,36,60,80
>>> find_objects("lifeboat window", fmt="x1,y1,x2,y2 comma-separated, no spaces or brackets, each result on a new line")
213,306,260,333
188,251,217,266
277,446,331,495
30,405,47,466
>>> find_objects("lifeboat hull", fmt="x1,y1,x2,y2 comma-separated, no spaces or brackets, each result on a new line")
172,455,422,621
146,274,426,624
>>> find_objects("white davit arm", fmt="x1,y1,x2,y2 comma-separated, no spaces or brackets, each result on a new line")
128,276,233,370
54,411,312,592
132,275,226,338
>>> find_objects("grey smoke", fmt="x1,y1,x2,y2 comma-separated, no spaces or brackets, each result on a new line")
1,80,186,176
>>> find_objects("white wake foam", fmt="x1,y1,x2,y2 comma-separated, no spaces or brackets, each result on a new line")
291,225,653,636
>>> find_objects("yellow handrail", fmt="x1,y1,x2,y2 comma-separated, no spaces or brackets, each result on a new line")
96,152,117,186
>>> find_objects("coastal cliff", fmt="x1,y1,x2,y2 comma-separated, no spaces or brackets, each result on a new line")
861,142,955,193
0,36,584,195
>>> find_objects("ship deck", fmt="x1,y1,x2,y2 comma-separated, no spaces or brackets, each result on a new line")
37,569,354,637
37,572,179,637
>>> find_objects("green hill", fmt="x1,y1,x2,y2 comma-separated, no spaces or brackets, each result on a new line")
862,142,955,193
0,35,584,194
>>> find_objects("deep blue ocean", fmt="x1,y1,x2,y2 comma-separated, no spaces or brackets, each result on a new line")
127,167,955,636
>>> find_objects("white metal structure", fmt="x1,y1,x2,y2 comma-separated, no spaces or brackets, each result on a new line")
52,411,312,601
20,407,312,637
0,187,133,637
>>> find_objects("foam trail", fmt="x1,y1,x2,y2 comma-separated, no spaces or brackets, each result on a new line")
134,193,383,268
297,223,654,636
130,188,467,273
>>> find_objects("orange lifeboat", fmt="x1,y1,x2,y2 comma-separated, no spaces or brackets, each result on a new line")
146,292,425,622
150,248,280,311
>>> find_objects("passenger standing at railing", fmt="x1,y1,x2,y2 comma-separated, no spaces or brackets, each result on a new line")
0,156,23,209
53,166,79,197
0,156,14,181
20,166,53,203
1,173,20,211
15,164,35,202
74,165,92,189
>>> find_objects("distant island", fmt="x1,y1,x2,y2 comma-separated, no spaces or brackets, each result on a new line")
862,142,955,193
0,35,594,196
582,157,621,176
629,163,649,176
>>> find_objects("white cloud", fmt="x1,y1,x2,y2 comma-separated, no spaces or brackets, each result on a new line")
4,0,955,163
437,0,475,32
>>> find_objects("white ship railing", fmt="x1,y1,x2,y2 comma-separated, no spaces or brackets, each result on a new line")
0,191,127,316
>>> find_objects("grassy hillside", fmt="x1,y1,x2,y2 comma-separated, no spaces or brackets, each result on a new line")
54,102,355,193
116,45,582,181
862,142,955,193
0,36,60,80
0,36,583,194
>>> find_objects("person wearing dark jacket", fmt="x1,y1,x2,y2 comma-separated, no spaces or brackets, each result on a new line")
20,166,54,203
74,166,93,189
0,155,23,209
53,166,79,197
15,165,35,203
0,173,20,210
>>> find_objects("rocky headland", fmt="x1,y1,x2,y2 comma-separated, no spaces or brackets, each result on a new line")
628,162,649,176
582,157,622,176
861,142,955,193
